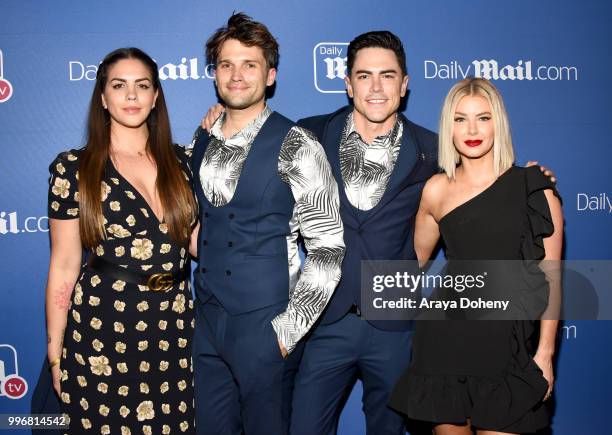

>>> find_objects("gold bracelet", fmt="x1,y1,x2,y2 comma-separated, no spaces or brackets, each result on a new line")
49,357,61,369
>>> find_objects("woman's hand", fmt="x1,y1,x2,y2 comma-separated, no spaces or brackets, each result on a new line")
533,352,554,401
201,104,225,131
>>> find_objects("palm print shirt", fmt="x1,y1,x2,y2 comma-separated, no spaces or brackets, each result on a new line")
339,111,403,211
196,106,345,353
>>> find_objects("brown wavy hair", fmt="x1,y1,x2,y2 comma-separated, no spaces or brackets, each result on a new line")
78,47,196,248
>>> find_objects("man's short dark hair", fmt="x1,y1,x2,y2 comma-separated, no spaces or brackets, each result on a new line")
347,31,407,76
206,12,279,70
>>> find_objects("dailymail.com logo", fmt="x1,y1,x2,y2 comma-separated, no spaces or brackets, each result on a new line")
0,344,28,399
313,42,349,93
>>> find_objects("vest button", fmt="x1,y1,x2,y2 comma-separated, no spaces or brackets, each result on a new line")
225,270,232,276
228,241,233,247
228,213,235,219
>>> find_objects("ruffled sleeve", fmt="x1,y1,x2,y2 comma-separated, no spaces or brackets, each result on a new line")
48,149,81,219
521,166,562,261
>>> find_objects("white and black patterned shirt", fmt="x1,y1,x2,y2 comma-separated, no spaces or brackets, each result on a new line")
339,112,403,211
196,106,345,353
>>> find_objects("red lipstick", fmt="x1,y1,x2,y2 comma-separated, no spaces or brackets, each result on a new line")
464,140,482,147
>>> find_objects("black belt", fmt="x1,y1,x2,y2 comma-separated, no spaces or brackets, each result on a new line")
88,256,190,292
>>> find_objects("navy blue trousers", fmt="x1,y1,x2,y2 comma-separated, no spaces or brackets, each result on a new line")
193,297,302,435
290,313,412,435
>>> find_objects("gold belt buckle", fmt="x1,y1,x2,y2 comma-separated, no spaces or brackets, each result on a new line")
147,273,174,292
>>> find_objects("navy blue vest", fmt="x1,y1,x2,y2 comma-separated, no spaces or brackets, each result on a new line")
192,112,296,314
299,106,439,331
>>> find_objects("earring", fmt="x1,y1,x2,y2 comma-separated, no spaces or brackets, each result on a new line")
103,104,108,109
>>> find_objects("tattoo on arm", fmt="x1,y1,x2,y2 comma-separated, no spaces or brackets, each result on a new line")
53,282,74,310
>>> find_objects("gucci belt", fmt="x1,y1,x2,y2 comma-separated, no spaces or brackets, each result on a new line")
88,256,190,292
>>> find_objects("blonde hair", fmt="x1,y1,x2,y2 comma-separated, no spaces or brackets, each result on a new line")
438,77,514,179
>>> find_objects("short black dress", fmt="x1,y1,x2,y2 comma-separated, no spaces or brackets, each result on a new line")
48,145,195,434
389,166,560,433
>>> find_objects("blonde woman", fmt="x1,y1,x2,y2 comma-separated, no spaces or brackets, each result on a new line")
389,78,563,434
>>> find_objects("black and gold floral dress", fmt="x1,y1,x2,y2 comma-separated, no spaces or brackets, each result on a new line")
48,145,195,434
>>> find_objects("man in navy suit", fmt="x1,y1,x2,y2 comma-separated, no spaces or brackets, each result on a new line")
289,31,438,435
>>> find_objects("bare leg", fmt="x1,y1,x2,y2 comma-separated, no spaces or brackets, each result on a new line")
434,422,472,435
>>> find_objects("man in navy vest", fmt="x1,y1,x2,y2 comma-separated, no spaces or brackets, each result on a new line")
190,13,345,435
289,32,438,435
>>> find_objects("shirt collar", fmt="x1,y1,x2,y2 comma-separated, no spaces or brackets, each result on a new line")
210,105,273,143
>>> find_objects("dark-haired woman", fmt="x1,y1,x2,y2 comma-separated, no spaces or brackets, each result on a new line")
46,48,197,434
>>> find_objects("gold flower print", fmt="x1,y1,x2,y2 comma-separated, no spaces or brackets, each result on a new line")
158,320,167,330
81,418,92,429
180,247,186,257
160,301,170,311
138,284,149,292
179,401,187,413
119,405,130,418
74,353,86,365
110,201,121,211
180,421,189,431
88,296,100,306
121,426,131,435
115,246,125,257
189,299,194,309
61,369,68,381
126,214,136,226
74,284,83,305
131,238,154,260
141,264,153,271
72,310,81,323
95,245,104,256
90,317,102,330
56,162,66,175
114,300,126,312
179,280,186,290
62,348,67,358
160,381,169,393
52,177,70,199
97,382,108,394
135,320,148,332
176,319,184,329
101,425,110,435
159,360,169,371
179,358,188,369
178,338,187,348
115,342,127,354
118,385,129,396
74,191,80,201
107,224,131,238
125,190,136,199
101,181,111,201
140,208,149,218
80,397,89,410
161,403,170,414
160,243,171,254
72,330,81,342
77,375,87,387
110,177,119,185
162,424,171,434
162,262,173,271
90,275,101,287
67,208,78,216
159,223,168,234
114,321,125,333
140,382,149,394
99,404,110,417
50,201,59,211
143,425,153,435
139,361,150,372
66,153,77,161
159,340,169,351
112,280,126,291
117,362,128,373
137,301,149,312
138,340,148,351
177,379,187,391
89,355,112,376
136,400,155,421
60,392,70,404
92,339,104,351
173,294,186,313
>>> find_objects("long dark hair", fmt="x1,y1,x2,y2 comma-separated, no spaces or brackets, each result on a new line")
79,47,196,248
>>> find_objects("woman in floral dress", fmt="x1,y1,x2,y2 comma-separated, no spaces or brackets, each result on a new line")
46,47,197,434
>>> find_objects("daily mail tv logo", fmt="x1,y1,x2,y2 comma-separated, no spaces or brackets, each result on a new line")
313,42,349,93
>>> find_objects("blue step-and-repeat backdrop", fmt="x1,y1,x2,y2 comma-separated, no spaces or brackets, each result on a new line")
1,1,610,433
